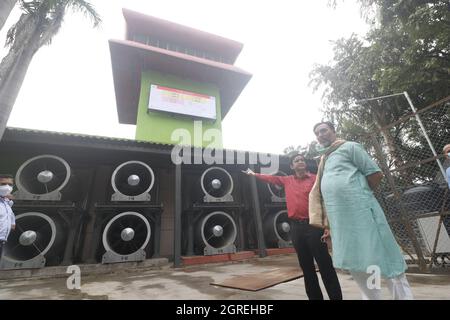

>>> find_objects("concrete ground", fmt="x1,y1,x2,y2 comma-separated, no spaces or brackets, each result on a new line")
0,254,449,300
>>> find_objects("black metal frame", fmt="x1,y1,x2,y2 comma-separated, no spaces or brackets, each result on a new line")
173,163,268,265
174,164,182,267
248,164,267,257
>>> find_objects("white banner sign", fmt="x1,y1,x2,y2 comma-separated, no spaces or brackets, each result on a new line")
148,85,217,120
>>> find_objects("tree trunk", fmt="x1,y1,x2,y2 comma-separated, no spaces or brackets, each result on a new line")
0,30,40,140
0,13,34,84
0,0,17,32
0,5,65,141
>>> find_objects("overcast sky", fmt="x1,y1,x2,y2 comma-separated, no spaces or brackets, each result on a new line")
0,0,369,154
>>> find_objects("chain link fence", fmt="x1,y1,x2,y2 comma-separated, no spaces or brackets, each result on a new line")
358,95,450,273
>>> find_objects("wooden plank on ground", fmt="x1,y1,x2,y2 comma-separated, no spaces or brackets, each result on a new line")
210,267,303,291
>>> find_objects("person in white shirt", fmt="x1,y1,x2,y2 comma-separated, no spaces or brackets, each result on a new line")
0,174,15,259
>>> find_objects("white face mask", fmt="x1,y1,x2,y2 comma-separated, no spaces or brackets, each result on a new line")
0,185,13,197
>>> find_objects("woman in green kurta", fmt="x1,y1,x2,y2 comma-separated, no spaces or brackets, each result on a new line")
313,121,413,300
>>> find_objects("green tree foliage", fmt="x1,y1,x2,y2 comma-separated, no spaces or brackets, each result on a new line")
310,0,450,182
283,141,321,160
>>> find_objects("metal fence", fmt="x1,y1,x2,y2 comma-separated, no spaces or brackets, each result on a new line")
357,94,450,273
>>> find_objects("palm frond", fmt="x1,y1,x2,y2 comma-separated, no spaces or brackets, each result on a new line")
38,3,65,46
19,0,40,14
66,0,101,27
18,0,101,27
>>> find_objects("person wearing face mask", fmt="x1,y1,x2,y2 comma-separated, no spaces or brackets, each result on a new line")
243,153,342,300
309,121,413,300
0,174,15,259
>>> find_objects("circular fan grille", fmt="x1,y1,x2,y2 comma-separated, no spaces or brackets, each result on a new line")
16,155,70,195
4,212,57,261
201,167,233,199
273,210,291,242
200,211,237,249
267,171,287,199
112,161,155,197
102,212,151,256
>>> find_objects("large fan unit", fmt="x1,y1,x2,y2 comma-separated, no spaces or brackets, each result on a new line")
111,161,155,201
200,167,234,202
195,211,237,255
0,212,65,269
402,184,447,216
267,171,287,202
14,155,71,201
416,216,450,258
385,184,447,218
101,211,151,263
263,210,292,248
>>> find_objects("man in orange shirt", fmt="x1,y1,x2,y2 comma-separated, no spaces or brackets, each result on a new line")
244,153,342,300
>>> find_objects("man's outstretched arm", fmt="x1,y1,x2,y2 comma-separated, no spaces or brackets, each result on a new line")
242,168,285,186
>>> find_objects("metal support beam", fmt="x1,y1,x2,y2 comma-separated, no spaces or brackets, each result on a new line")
174,164,182,267
187,211,195,256
356,91,447,181
152,209,162,258
403,91,446,180
249,164,267,257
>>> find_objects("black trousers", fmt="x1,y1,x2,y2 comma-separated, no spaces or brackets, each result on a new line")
290,220,342,300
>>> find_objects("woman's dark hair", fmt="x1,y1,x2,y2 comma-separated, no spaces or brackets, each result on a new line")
0,174,13,179
313,121,335,133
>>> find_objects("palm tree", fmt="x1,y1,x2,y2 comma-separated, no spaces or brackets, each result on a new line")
0,0,101,140
0,0,18,31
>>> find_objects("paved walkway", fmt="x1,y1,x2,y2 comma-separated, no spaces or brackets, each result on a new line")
0,254,449,300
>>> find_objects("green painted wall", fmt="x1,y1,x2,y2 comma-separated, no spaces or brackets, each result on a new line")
135,70,223,148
